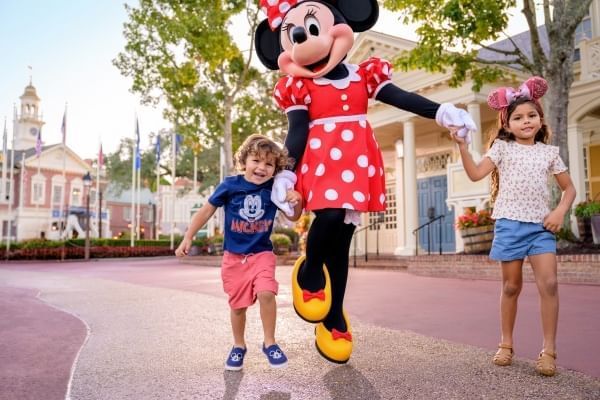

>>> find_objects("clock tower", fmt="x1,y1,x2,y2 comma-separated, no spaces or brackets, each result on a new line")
14,81,44,151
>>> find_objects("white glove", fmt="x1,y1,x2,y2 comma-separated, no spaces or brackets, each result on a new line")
271,170,297,217
435,103,476,144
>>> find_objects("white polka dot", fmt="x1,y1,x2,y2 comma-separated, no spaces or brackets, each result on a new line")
330,148,342,160
341,129,354,142
359,120,367,128
291,94,296,104
279,2,290,12
296,81,303,88
301,164,309,174
304,95,311,104
309,138,321,149
324,123,336,132
379,193,386,204
382,64,389,76
353,191,366,202
357,155,368,168
325,189,338,200
315,163,325,176
368,165,376,177
342,170,354,182
308,191,313,202
342,104,350,111
267,0,277,5
342,203,354,209
341,94,348,101
286,77,293,87
275,89,282,99
271,17,282,28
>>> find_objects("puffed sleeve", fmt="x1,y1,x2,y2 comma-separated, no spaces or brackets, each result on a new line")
273,76,312,113
549,145,568,175
359,57,393,99
484,139,505,166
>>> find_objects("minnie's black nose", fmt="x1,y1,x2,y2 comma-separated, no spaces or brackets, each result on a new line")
292,27,307,44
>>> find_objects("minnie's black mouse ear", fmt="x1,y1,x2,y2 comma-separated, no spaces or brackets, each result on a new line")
335,0,379,32
255,20,281,70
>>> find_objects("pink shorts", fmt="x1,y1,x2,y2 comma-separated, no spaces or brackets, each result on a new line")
221,250,278,309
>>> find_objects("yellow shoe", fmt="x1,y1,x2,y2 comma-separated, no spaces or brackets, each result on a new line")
291,255,331,323
315,312,353,364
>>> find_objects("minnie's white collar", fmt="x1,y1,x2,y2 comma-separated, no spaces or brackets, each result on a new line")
313,63,361,89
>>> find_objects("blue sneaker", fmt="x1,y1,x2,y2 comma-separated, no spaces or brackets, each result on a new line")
225,346,246,371
262,343,288,368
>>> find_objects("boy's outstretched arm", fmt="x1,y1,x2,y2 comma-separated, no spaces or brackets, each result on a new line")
175,202,218,256
450,130,495,182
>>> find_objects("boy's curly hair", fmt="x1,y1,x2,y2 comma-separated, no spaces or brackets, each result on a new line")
234,134,291,174
487,96,552,203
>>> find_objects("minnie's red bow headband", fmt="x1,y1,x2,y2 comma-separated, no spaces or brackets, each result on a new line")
487,76,548,122
260,0,305,30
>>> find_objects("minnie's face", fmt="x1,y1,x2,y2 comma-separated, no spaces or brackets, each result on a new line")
277,1,354,79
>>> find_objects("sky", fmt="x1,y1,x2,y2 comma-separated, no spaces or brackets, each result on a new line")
0,1,527,160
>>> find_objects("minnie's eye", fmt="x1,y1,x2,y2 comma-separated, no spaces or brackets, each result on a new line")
305,16,320,36
286,25,297,44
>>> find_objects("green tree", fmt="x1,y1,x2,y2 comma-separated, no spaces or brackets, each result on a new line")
382,0,593,166
113,0,284,177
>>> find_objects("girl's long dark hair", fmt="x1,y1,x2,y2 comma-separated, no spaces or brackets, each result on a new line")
488,97,552,203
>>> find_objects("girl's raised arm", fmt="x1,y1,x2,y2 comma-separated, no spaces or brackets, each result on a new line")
450,131,495,182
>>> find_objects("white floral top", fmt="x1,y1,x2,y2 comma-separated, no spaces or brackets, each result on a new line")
485,140,568,223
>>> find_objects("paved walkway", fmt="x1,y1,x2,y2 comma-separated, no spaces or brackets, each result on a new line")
1,258,599,399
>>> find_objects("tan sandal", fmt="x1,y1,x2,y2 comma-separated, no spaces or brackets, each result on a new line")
493,343,513,366
536,350,557,376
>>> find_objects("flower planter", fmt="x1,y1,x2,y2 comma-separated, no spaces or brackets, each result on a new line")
460,224,494,254
577,216,593,243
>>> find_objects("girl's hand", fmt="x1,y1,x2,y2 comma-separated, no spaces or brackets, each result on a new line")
448,127,467,146
175,237,192,257
543,210,564,233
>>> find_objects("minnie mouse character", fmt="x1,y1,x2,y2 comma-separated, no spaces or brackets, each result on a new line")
255,0,476,363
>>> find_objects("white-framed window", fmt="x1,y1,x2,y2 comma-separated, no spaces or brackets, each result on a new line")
123,207,132,221
52,185,62,205
70,177,83,207
30,174,46,205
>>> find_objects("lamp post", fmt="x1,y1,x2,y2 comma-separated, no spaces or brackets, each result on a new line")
83,172,92,260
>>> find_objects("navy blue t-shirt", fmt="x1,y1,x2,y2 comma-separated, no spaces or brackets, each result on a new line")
209,175,277,255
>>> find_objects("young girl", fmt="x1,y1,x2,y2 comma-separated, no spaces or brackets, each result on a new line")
450,77,576,377
175,134,303,371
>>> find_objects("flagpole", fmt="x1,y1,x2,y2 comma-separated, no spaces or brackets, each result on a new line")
136,166,141,239
170,128,176,250
130,116,136,247
6,107,16,256
1,118,7,208
96,137,101,238
36,128,42,226
59,104,67,240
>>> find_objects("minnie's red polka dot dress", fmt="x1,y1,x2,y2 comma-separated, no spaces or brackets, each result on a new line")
274,57,390,212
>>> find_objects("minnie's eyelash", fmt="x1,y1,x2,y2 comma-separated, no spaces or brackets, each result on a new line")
306,8,317,17
281,23,290,32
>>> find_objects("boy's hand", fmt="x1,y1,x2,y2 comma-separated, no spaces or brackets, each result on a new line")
543,210,564,233
175,237,192,257
285,190,302,208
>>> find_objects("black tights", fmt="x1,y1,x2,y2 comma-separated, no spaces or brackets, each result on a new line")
300,208,356,332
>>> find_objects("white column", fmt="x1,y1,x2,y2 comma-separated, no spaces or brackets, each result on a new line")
467,102,483,156
398,119,417,255
567,123,586,236
393,139,406,255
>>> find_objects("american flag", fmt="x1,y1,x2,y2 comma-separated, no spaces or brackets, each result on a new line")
35,127,42,157
98,142,104,168
61,109,67,144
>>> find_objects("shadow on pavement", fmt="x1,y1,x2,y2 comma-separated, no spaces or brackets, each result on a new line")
324,365,382,400
222,370,243,400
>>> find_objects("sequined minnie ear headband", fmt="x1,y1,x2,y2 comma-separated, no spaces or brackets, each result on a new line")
487,76,548,124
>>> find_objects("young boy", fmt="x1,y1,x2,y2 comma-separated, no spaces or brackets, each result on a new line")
175,134,302,371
